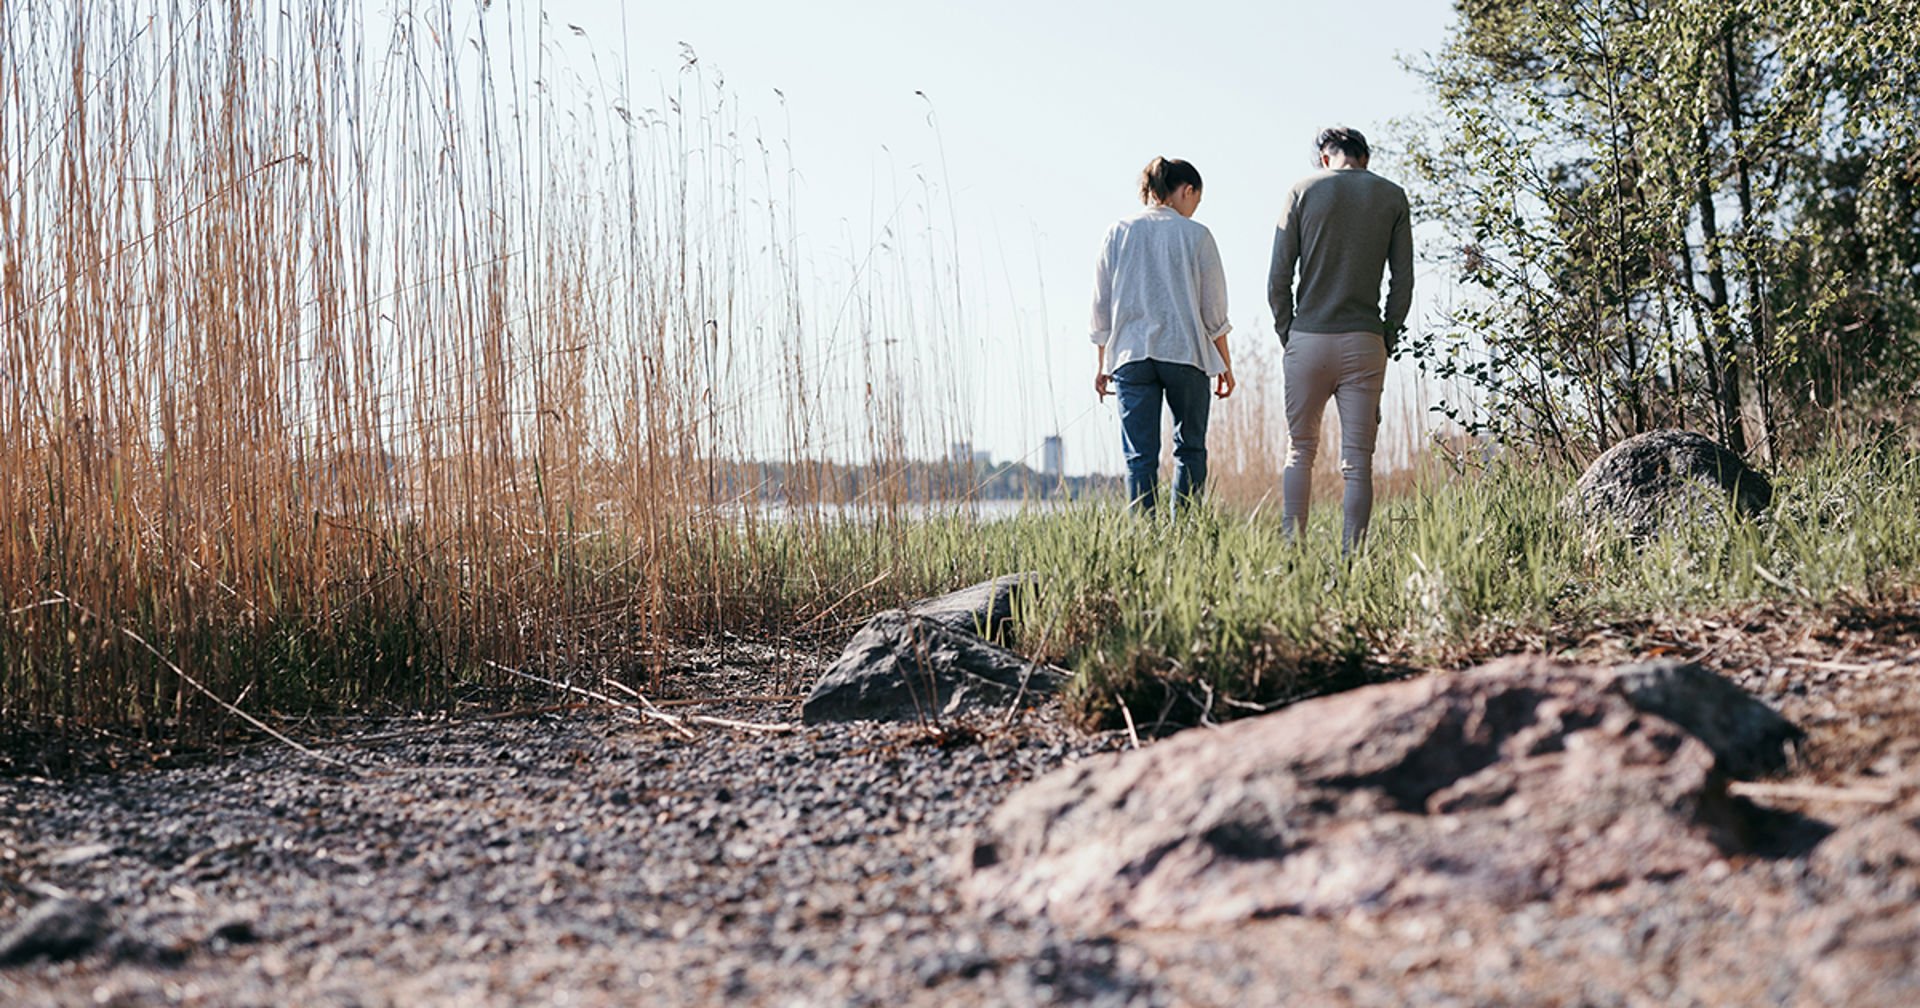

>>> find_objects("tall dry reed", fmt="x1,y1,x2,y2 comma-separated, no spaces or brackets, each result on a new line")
0,2,987,736
2,2,1370,741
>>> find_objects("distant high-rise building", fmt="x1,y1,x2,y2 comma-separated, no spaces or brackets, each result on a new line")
972,450,993,469
950,440,973,466
1042,436,1064,478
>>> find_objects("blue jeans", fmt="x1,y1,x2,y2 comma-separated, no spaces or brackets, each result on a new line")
1114,359,1211,514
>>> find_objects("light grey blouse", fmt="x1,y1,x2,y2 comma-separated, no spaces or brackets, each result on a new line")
1089,206,1231,377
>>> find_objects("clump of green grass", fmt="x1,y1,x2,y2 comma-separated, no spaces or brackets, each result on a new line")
872,442,1920,733
1586,439,1920,611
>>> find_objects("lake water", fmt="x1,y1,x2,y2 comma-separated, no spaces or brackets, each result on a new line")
731,496,1108,524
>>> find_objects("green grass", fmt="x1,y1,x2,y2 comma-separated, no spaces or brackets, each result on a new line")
836,440,1920,732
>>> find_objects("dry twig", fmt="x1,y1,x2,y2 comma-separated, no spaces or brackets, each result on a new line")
486,662,697,739
1727,780,1900,805
685,714,800,735
1117,693,1141,750
603,677,798,734
651,694,804,709
47,594,353,771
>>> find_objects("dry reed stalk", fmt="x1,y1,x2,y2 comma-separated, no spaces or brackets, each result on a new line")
0,2,994,737
1208,342,1442,508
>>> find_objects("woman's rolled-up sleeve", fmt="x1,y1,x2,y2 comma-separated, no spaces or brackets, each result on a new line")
1196,228,1232,340
1089,226,1118,345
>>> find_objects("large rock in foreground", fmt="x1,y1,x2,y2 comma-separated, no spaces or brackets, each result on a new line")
802,575,1064,724
961,657,1799,929
1567,429,1772,539
0,898,108,967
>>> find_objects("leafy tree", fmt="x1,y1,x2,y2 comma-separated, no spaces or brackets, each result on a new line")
1404,0,1920,459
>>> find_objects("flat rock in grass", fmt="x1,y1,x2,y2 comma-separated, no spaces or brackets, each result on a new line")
1566,429,1772,539
0,898,109,967
802,575,1056,725
961,656,1799,930
802,611,1065,724
904,573,1035,643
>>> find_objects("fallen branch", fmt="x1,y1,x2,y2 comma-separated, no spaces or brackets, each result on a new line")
1117,693,1141,751
1728,780,1900,805
598,676,705,731
650,693,805,709
48,593,353,771
685,714,800,734
5,598,69,617
485,662,697,740
602,677,796,734
1776,657,1888,674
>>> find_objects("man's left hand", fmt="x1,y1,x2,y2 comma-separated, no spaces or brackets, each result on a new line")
1214,370,1236,399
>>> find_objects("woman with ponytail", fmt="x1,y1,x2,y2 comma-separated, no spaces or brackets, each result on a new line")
1089,156,1235,515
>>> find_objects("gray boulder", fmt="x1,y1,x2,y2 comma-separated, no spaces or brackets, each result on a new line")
961,656,1798,929
1567,429,1772,539
802,575,1063,724
905,573,1034,643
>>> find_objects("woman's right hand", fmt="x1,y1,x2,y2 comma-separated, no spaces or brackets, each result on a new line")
1095,372,1112,400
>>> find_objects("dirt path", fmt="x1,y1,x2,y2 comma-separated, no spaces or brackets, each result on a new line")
4,607,1919,1006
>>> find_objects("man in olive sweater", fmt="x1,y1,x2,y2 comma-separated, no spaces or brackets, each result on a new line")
1268,126,1413,551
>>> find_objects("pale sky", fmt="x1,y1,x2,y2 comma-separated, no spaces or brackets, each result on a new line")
433,0,1462,474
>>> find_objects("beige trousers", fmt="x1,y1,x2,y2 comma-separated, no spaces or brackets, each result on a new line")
1282,330,1388,549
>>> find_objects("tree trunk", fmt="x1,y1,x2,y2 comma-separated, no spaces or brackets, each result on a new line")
1601,25,1649,435
1692,126,1749,456
1722,20,1776,462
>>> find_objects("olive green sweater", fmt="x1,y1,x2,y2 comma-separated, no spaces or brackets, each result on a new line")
1267,167,1413,343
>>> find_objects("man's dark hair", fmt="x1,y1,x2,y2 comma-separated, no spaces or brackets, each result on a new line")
1139,156,1203,204
1315,127,1370,161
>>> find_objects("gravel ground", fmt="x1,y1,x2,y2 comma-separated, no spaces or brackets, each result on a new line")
5,607,1920,1006
2,641,1150,1007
